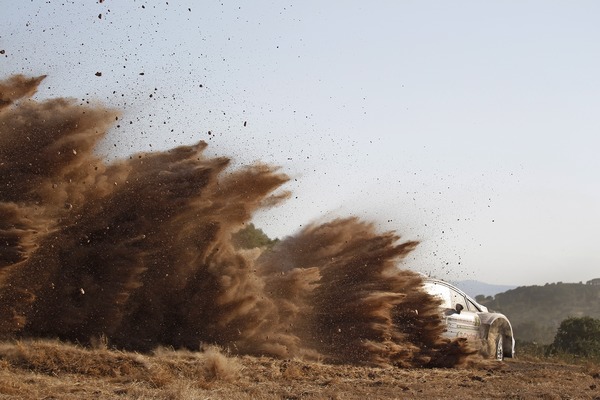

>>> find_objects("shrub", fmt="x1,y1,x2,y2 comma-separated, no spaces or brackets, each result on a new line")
549,316,600,357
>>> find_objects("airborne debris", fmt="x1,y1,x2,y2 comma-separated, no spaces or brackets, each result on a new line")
0,74,474,368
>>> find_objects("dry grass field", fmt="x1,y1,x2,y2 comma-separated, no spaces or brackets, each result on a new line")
1,339,599,399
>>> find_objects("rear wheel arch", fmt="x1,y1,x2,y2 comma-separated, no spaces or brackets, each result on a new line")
487,318,514,359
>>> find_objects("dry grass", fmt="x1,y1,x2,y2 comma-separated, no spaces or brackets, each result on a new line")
0,339,245,399
0,339,598,399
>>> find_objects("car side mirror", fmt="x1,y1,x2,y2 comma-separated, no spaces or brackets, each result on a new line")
455,303,464,314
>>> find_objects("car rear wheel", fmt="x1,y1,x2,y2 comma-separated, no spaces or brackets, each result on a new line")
495,334,504,361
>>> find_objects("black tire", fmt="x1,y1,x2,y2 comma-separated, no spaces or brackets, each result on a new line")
495,334,504,361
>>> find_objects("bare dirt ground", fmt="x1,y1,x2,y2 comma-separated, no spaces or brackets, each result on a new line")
1,340,599,399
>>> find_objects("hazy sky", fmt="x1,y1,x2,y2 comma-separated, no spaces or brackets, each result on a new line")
2,1,599,286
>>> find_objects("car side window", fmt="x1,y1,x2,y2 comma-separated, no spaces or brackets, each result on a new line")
449,288,467,311
423,282,452,309
466,299,481,312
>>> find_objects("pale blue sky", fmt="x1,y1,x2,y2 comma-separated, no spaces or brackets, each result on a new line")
2,1,599,285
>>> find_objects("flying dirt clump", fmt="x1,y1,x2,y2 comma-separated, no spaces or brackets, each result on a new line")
0,74,474,367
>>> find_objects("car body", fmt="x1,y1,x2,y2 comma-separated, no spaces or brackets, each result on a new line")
422,277,515,360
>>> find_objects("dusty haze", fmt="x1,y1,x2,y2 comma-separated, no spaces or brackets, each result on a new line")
0,75,473,367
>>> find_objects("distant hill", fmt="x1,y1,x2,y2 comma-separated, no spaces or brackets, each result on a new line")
476,281,600,344
452,280,517,298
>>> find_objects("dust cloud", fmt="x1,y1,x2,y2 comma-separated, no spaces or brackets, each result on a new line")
0,75,473,367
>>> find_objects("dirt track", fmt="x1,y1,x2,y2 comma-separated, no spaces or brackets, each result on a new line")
1,340,599,400
235,357,600,399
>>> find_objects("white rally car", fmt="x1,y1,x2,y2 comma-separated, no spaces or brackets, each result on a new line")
423,278,515,360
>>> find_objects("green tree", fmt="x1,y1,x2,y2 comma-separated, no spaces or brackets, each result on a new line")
231,223,278,249
549,316,600,357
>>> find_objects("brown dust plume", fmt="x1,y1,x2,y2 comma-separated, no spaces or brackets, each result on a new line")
0,75,473,367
